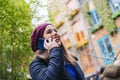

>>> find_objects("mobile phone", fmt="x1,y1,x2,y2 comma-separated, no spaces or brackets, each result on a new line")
38,38,46,50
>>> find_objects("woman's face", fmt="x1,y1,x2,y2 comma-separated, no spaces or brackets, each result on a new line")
43,25,61,43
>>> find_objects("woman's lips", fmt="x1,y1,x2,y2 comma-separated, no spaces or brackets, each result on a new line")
51,35,60,43
55,39,60,43
54,37,60,43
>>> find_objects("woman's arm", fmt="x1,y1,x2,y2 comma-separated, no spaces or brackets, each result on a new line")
30,47,64,80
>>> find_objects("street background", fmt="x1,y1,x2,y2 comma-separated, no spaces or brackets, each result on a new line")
0,0,120,80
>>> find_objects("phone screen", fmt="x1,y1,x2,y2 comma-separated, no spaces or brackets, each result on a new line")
38,38,46,50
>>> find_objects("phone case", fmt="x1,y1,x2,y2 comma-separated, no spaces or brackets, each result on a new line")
38,38,46,50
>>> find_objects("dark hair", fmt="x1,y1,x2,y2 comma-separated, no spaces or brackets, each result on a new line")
71,55,78,61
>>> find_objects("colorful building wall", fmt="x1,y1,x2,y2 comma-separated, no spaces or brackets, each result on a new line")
81,0,120,68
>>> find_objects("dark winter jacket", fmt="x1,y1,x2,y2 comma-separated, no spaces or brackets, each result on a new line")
29,47,86,80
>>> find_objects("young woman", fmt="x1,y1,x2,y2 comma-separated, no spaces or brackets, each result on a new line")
30,23,86,80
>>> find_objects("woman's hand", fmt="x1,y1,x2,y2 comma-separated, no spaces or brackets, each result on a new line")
44,38,61,52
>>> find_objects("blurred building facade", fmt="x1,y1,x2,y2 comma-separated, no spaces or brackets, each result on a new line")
48,0,120,79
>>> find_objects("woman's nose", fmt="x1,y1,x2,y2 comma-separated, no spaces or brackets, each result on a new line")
51,31,58,38
53,30,57,35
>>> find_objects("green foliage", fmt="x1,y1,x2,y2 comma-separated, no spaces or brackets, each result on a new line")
81,2,92,26
0,0,33,79
93,0,116,34
29,0,49,27
47,1,67,25
47,3,60,24
112,11,120,19
81,0,117,34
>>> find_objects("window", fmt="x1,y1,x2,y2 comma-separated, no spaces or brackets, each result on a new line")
90,9,100,26
97,35,115,65
118,27,120,32
61,32,71,49
72,20,88,49
72,21,85,44
66,0,80,12
108,0,120,14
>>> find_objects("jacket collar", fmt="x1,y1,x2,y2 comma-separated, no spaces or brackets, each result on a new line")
36,56,48,64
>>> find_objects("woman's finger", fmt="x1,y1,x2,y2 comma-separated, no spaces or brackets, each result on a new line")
48,37,52,42
44,39,49,49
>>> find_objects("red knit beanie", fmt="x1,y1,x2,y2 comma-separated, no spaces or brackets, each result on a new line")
31,23,52,52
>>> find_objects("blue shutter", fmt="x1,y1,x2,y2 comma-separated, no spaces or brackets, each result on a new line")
97,35,115,66
108,0,115,13
93,9,99,24
108,0,120,13
90,9,99,26
90,10,96,26
118,1,120,10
